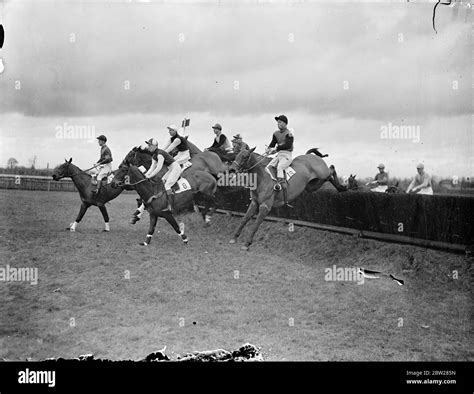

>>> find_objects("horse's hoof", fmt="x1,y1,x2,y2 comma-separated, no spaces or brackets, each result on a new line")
229,239,236,244
139,242,148,246
69,228,75,232
103,229,110,232
241,245,249,251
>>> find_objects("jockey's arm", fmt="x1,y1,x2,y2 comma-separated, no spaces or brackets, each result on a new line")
146,155,164,178
406,178,416,193
144,159,157,178
164,138,181,153
266,135,278,153
97,150,112,165
413,174,430,191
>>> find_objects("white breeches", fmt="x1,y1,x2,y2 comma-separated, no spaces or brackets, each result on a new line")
162,162,182,190
267,151,292,178
93,163,112,180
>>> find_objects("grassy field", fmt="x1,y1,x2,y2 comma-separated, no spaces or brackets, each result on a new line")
0,189,472,361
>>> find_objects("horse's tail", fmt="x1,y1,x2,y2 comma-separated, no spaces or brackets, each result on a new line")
326,165,347,192
306,148,328,158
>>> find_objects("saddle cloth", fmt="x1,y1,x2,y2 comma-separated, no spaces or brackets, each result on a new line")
171,177,192,194
285,166,296,181
371,185,388,193
89,171,113,185
182,161,192,170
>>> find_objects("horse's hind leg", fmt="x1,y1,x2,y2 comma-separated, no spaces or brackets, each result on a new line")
229,195,259,244
98,205,110,232
305,178,326,193
162,211,188,244
68,202,91,232
140,214,158,246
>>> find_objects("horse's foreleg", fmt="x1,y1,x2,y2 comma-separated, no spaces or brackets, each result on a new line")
242,202,272,250
98,205,110,232
68,202,90,232
162,211,188,244
140,214,158,246
201,194,217,226
229,198,259,244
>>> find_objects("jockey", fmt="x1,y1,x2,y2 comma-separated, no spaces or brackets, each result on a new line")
367,163,389,192
131,138,179,222
161,125,191,167
92,135,113,194
265,115,294,205
206,123,233,162
406,163,433,195
231,134,250,155
144,138,181,211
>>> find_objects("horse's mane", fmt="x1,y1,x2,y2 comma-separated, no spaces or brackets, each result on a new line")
250,151,272,166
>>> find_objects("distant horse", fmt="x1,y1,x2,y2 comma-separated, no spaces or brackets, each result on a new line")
228,148,346,250
112,162,218,245
51,158,124,232
348,174,402,194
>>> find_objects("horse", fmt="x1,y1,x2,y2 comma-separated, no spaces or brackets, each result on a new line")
111,161,218,245
347,174,402,194
122,143,227,179
121,145,228,221
51,158,124,232
228,148,346,250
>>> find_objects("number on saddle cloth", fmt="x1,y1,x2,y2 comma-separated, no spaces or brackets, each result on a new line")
182,161,192,170
171,177,192,194
284,167,296,181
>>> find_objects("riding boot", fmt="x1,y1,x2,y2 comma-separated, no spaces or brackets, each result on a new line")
277,177,293,208
166,189,174,212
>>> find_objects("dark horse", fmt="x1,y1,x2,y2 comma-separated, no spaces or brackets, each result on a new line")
51,158,123,232
228,148,346,250
121,145,223,223
112,162,218,245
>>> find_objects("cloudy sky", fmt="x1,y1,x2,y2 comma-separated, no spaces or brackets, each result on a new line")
0,0,471,178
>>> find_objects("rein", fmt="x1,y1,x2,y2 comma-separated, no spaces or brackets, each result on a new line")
69,164,101,178
233,152,270,172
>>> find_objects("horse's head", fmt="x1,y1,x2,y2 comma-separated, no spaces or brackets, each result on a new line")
347,174,358,190
386,181,401,194
230,147,256,173
52,158,73,181
120,147,152,170
112,161,144,189
111,160,131,189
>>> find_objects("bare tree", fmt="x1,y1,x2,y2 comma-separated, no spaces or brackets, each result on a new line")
7,157,18,169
